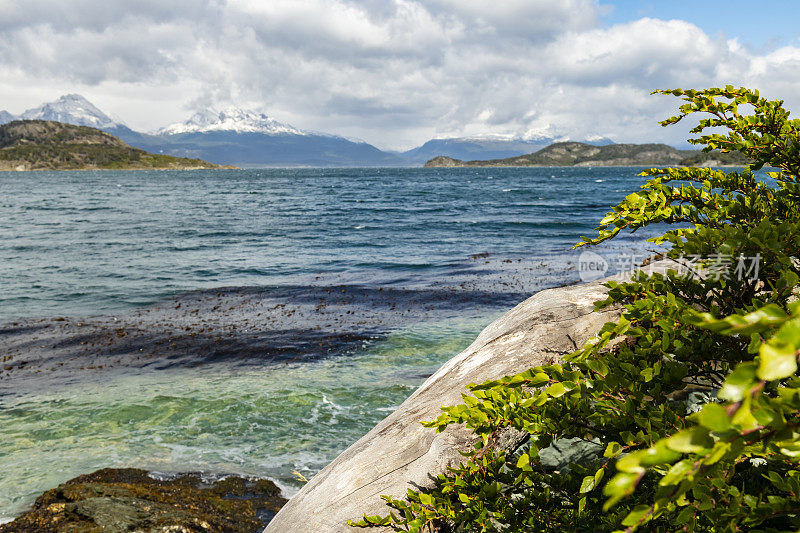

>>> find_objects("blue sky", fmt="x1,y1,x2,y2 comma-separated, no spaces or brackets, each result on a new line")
602,0,800,48
0,0,798,149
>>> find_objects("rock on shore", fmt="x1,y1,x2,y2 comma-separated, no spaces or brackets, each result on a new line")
0,468,286,533
263,264,666,532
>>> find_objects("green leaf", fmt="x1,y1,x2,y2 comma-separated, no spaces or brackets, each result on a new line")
603,472,640,510
719,362,758,401
659,459,694,486
757,319,800,381
666,427,714,454
580,475,596,494
697,403,731,432
758,342,798,381
604,441,623,458
545,382,566,397
692,304,788,336
622,504,653,526
617,441,681,473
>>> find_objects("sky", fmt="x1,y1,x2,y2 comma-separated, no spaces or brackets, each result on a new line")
0,0,798,150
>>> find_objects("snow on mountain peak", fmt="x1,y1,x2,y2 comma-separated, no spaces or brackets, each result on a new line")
0,110,14,124
159,107,305,135
19,94,123,130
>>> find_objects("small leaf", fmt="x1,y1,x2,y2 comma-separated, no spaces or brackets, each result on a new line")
666,427,714,454
660,459,694,486
603,472,640,510
697,403,731,432
758,341,798,381
622,504,653,526
516,453,531,470
580,475,596,494
719,362,758,401
604,441,623,458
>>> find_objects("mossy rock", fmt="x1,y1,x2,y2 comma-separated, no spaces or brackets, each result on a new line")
0,468,286,533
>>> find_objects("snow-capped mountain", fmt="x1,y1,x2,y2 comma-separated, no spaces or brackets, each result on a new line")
18,94,126,131
159,107,305,136
0,93,618,166
149,105,409,166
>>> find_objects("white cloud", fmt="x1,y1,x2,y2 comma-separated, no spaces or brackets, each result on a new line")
0,0,798,149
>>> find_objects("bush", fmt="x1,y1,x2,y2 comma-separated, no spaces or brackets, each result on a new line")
351,86,800,532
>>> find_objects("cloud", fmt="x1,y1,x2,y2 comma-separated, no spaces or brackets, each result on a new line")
0,0,798,149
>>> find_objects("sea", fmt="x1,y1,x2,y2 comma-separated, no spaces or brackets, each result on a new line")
0,166,662,522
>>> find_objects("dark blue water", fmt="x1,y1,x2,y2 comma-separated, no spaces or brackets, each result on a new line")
0,167,651,321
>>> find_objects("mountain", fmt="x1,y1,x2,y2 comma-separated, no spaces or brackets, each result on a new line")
424,142,750,167
401,135,614,165
1,95,404,166
0,120,232,171
4,94,157,148
18,94,124,131
147,107,406,167
10,95,737,168
159,107,304,135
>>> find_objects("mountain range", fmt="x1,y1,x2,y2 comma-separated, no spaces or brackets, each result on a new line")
0,95,607,167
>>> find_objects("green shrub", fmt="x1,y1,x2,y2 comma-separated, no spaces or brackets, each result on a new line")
351,86,800,532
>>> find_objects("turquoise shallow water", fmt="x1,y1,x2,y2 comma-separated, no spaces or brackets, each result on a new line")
0,316,493,520
0,167,662,521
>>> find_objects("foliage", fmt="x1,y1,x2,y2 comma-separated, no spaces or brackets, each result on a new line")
351,86,800,532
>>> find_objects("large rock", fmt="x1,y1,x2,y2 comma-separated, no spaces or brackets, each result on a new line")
1,468,286,533
264,272,635,533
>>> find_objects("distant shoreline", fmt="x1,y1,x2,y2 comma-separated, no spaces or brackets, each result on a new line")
0,165,238,172
423,163,747,168
0,120,232,171
423,142,750,168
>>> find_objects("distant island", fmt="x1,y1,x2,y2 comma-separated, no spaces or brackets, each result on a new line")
0,120,233,171
423,141,749,167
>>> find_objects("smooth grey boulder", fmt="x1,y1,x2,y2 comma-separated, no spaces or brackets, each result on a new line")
264,268,662,533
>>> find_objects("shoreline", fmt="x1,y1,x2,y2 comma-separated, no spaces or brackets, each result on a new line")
0,164,238,172
423,163,748,168
264,260,674,531
0,256,655,526
0,274,534,521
